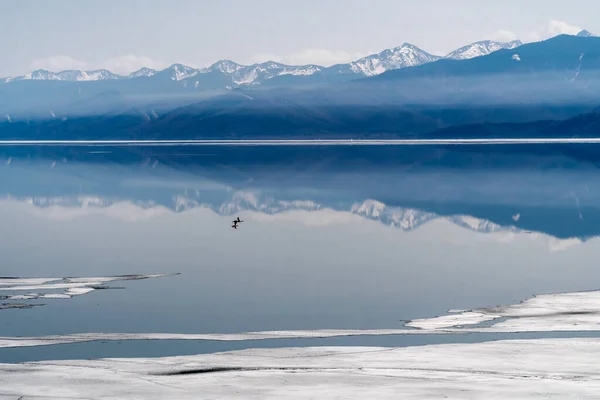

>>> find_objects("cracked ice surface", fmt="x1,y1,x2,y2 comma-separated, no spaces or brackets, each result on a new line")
3,339,600,399
0,273,178,303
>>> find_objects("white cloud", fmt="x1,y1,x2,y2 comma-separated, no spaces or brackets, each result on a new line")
102,55,168,75
252,49,370,67
488,29,518,43
526,20,582,42
548,237,583,252
486,21,584,45
29,56,87,72
547,20,582,36
22,201,171,222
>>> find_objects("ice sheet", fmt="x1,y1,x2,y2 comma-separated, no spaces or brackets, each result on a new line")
2,339,600,399
407,289,600,333
0,329,441,348
0,273,178,302
0,278,60,286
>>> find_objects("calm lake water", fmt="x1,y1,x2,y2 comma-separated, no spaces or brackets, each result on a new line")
2,143,600,362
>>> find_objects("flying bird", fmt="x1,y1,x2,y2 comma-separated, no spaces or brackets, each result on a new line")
231,216,243,230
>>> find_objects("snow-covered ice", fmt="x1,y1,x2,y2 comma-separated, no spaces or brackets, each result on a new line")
406,310,499,330
2,282,600,397
0,273,177,302
407,289,600,333
3,339,600,399
0,329,439,349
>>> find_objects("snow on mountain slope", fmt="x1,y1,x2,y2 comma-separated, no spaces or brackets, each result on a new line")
128,67,157,78
57,69,122,81
449,215,511,234
228,62,322,85
0,39,527,85
7,69,122,82
209,60,244,74
163,64,200,81
444,40,523,60
3,34,581,86
346,43,440,76
277,65,321,76
145,60,321,85
11,69,61,81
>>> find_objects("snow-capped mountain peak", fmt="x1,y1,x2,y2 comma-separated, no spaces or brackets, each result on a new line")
2,33,593,87
20,69,60,81
7,68,122,82
129,67,157,78
261,61,286,69
347,43,441,76
209,60,244,74
165,64,199,81
57,69,121,81
228,61,321,85
444,40,523,60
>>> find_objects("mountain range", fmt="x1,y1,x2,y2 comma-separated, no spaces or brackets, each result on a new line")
1,30,600,141
1,39,523,85
0,38,524,119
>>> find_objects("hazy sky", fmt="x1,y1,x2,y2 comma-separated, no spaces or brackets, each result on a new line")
1,0,598,76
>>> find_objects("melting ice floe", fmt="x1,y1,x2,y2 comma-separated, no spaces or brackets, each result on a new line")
0,273,177,304
2,339,600,399
406,289,600,332
4,288,600,398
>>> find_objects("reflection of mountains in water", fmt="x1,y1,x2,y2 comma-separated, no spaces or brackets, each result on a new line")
350,199,511,234
9,191,517,236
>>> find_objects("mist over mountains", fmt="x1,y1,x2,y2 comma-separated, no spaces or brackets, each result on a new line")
1,31,600,141
0,36,529,119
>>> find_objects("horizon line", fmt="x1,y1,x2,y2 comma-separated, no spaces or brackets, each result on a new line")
0,138,596,146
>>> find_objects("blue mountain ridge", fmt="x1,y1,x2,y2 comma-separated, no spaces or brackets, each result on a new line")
1,35,600,140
